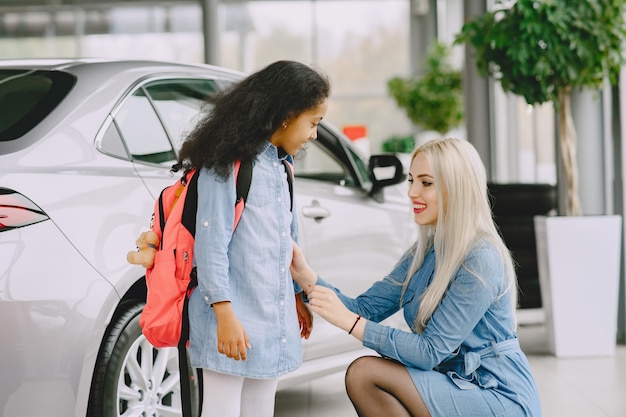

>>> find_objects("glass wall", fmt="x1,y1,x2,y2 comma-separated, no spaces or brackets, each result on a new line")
481,0,557,185
0,0,413,156
0,0,557,184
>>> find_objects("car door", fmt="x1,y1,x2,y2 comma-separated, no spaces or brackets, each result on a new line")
294,126,415,360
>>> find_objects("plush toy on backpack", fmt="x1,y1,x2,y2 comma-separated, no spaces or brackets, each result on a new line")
127,230,159,268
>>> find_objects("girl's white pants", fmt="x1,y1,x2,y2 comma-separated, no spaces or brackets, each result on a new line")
200,368,279,417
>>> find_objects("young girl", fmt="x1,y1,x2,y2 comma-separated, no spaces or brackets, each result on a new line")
290,138,542,417
175,60,330,417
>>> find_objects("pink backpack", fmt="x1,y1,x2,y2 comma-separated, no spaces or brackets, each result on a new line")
140,160,253,348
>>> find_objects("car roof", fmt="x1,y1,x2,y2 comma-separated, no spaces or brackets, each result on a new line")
0,57,232,70
0,58,246,153
0,57,245,78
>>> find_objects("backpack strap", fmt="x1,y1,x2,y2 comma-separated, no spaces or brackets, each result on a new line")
178,170,200,417
181,170,200,239
282,159,294,212
156,189,167,250
234,160,253,228
178,315,193,417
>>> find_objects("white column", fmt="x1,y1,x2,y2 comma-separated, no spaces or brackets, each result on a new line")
462,0,491,173
570,88,607,216
616,71,626,344
201,0,219,65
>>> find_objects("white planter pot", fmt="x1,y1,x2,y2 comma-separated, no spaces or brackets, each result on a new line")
534,215,622,358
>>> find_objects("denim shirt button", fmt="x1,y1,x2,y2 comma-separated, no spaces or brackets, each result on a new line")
281,338,287,344
203,221,209,227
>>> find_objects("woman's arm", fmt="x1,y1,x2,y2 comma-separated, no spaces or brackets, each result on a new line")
364,247,505,370
291,242,416,333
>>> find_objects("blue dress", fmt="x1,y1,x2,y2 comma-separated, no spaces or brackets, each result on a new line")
317,242,542,417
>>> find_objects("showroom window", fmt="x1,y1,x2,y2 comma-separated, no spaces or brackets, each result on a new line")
0,0,558,185
0,1,412,159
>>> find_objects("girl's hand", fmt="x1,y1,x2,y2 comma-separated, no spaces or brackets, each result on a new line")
306,286,358,333
213,301,251,360
295,292,314,339
290,241,317,289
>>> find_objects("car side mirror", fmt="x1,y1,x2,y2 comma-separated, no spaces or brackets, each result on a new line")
368,154,406,203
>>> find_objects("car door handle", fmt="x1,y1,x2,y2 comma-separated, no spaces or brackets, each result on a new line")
302,200,331,222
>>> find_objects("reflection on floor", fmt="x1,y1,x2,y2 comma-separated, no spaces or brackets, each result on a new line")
275,319,626,417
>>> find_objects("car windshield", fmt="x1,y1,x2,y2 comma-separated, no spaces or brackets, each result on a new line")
0,69,75,142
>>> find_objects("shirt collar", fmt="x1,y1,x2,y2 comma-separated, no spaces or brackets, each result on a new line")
261,141,290,161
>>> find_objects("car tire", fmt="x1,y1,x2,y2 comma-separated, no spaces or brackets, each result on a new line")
88,301,201,417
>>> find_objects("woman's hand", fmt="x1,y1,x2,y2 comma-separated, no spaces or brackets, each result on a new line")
307,285,360,335
290,241,318,289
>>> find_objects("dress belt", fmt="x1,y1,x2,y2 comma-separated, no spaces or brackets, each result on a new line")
463,338,521,375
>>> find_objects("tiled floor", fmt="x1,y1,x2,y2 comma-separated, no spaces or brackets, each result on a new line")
275,319,626,417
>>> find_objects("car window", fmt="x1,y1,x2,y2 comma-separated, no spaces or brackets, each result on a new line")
107,78,219,166
114,88,175,165
0,69,75,142
99,118,129,159
294,128,357,188
346,145,371,189
144,79,219,151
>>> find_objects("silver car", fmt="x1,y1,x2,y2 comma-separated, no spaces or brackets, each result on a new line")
0,58,414,417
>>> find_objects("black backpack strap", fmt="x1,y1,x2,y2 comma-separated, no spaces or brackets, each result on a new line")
156,189,167,250
181,170,200,238
178,170,200,417
236,160,253,208
179,280,194,417
282,159,294,212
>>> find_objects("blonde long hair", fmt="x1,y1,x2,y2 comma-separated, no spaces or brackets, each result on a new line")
402,138,517,333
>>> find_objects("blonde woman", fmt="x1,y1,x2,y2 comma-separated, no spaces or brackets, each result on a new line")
290,138,541,417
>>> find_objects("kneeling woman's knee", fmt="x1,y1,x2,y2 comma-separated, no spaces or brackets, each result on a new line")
345,355,378,389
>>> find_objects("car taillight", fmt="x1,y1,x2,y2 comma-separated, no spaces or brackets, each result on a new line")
0,188,49,232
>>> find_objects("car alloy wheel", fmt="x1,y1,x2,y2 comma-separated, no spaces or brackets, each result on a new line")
88,302,200,417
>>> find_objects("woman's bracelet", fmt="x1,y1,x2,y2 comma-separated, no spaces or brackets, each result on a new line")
348,314,362,335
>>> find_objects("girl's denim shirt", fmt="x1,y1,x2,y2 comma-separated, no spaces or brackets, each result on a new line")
317,242,541,415
188,142,302,378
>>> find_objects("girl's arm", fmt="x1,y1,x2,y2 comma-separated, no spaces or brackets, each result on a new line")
195,166,237,304
290,241,318,289
195,166,250,360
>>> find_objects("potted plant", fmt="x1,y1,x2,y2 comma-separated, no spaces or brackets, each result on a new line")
381,135,415,153
387,40,463,143
456,0,625,357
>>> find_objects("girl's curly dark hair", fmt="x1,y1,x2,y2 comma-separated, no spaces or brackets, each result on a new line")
175,60,331,178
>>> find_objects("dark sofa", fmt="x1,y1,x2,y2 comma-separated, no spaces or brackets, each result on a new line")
487,183,558,309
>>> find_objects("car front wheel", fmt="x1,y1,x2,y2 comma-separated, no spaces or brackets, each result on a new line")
88,301,200,417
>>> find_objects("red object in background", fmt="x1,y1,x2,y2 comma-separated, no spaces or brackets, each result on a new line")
343,125,367,141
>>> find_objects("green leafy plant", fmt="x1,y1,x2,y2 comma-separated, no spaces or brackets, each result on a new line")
387,40,463,135
456,0,626,216
381,135,415,153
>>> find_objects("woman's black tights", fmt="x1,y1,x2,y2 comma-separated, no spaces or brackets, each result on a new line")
344,356,432,417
